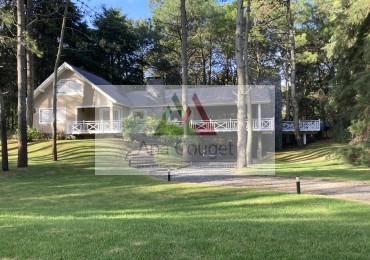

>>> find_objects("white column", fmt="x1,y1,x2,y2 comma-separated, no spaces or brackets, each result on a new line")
258,103,262,130
303,133,307,145
258,133,262,160
109,106,114,132
166,107,171,121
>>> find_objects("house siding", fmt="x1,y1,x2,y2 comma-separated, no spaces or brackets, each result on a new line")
33,70,126,134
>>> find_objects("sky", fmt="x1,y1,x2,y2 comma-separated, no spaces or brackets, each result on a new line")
81,0,152,20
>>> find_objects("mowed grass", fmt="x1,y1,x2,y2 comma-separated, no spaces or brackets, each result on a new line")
275,140,370,181
0,140,370,259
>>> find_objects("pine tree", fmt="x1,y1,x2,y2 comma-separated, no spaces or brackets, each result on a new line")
17,0,28,168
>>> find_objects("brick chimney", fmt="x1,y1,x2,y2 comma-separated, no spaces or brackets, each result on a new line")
146,77,165,105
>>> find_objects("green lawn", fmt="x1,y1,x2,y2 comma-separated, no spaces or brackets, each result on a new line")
275,140,370,181
1,140,370,259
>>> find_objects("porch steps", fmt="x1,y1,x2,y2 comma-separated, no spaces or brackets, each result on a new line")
126,147,159,168
189,162,237,169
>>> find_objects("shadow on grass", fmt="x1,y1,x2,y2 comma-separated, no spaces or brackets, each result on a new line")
274,141,370,181
1,140,370,258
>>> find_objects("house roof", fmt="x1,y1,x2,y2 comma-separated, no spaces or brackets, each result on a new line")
71,66,112,85
33,62,130,106
97,85,133,106
128,86,271,107
34,62,273,108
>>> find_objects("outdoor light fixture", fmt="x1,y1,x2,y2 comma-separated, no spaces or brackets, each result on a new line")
296,176,301,194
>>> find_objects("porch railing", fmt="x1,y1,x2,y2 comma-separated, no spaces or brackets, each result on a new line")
67,120,122,134
66,118,321,134
176,118,275,132
281,120,321,132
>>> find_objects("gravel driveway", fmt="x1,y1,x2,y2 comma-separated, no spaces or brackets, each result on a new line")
151,166,370,203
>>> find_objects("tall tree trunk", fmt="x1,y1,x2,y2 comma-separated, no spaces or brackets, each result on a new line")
0,94,9,171
12,106,15,130
255,47,261,77
17,0,28,168
26,0,34,127
208,40,212,84
11,111,13,129
235,0,247,169
286,0,302,146
254,16,261,78
201,49,207,85
180,0,189,161
284,48,290,120
225,55,229,85
244,0,253,166
52,0,68,161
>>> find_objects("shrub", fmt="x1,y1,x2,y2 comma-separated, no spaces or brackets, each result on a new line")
13,127,44,142
121,113,198,144
28,127,44,142
336,142,370,167
57,132,67,140
155,120,198,146
331,127,351,143
66,134,76,140
121,114,143,140
155,120,184,136
144,115,161,137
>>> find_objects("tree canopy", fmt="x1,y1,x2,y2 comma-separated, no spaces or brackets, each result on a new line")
0,0,369,166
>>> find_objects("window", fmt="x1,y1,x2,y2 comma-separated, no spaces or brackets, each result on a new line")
57,79,83,96
39,108,66,124
102,110,110,121
100,108,121,121
113,109,120,121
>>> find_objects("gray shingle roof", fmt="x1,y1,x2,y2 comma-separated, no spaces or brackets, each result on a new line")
250,86,271,103
71,66,133,106
127,91,147,106
127,86,271,107
99,85,132,106
72,66,112,85
70,64,271,107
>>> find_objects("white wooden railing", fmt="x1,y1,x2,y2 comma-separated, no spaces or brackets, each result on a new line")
281,120,321,132
175,118,275,132
67,120,121,134
66,118,321,134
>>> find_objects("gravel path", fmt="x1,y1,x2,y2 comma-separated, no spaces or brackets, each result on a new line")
151,166,370,203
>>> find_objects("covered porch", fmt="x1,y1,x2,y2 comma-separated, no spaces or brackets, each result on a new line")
67,106,122,134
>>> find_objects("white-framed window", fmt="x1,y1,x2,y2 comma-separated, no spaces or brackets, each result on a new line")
102,110,110,121
100,108,121,121
57,78,83,96
39,108,66,124
113,109,120,121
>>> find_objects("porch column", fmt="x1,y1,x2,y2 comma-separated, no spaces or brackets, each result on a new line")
258,103,262,130
303,133,307,145
257,133,263,160
165,106,171,122
110,106,114,132
285,134,290,143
